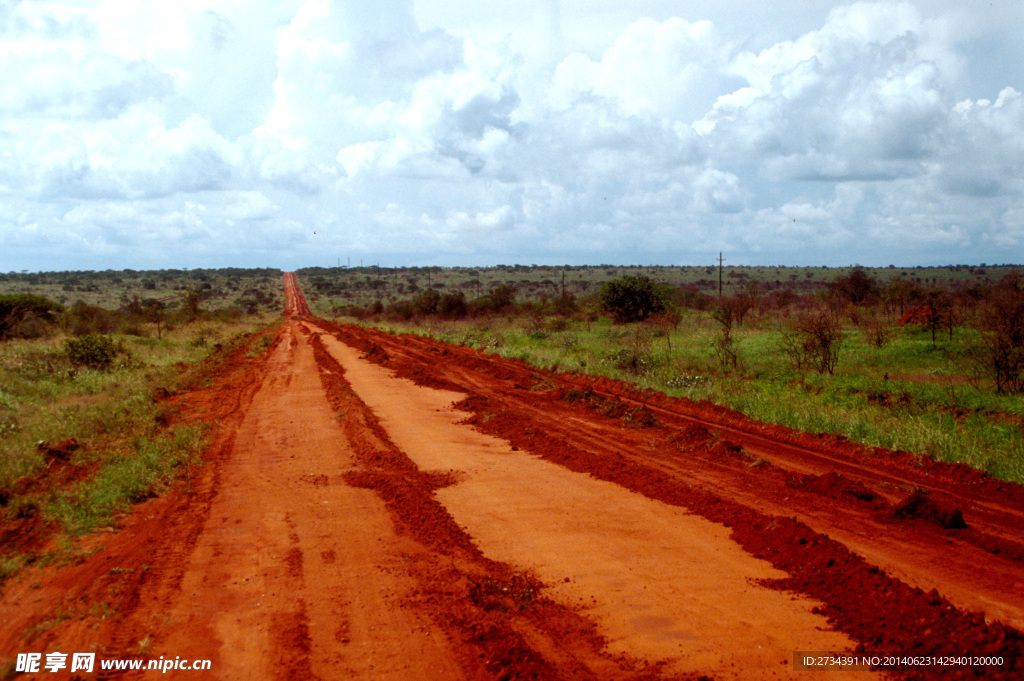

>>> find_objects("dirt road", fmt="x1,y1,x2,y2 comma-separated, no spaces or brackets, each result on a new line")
1,274,1022,679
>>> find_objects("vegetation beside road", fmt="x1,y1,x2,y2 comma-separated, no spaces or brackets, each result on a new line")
296,264,1024,486
0,268,283,581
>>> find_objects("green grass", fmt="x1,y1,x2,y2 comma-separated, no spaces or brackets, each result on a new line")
44,425,206,534
364,312,1024,486
0,313,279,580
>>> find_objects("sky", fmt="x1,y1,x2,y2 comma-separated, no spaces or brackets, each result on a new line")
2,0,1023,272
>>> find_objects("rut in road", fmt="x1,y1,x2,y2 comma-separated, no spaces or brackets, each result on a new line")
314,318,1024,678
148,322,466,680
306,323,868,681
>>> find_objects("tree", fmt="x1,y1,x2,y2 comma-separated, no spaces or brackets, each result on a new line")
599,275,670,323
488,284,517,314
784,308,844,374
182,287,209,323
829,267,878,305
0,294,64,339
979,274,1024,393
710,303,740,370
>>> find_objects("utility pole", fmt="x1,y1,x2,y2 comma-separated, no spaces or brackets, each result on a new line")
718,252,724,298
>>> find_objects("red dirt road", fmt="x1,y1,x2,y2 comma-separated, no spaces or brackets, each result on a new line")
1,274,1022,680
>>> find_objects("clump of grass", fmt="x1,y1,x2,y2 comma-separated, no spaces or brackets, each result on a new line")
44,425,206,534
246,334,275,358
0,316,277,581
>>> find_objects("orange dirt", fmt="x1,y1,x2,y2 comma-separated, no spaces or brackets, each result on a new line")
1,274,1022,680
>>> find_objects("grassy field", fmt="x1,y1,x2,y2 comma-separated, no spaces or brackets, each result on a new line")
0,268,284,581
356,309,1024,486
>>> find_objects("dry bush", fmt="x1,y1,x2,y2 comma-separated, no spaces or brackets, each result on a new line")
979,274,1024,393
783,308,843,374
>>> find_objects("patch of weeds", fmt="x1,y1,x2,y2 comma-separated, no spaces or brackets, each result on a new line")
23,604,73,639
45,425,206,534
87,601,117,619
665,374,710,389
0,413,18,438
246,334,274,358
136,634,152,655
469,573,539,612
0,553,28,583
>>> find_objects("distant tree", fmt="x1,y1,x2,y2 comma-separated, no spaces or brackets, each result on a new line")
0,294,64,339
437,292,468,320
829,267,879,305
489,284,517,314
783,308,844,374
599,275,670,323
182,287,209,323
413,289,441,315
978,274,1024,393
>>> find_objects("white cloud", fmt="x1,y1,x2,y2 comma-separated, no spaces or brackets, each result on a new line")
2,0,1024,270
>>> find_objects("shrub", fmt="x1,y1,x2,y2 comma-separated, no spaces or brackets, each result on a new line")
710,304,740,370
784,309,843,374
488,284,517,314
599,275,670,323
979,273,1024,393
65,334,120,370
863,316,893,348
828,267,879,305
66,301,118,336
0,294,64,339
414,289,441,315
437,292,468,320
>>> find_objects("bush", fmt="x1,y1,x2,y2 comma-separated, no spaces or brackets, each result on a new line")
488,285,517,314
783,309,843,374
66,301,119,336
65,334,120,370
979,273,1024,393
437,292,468,320
414,289,441,315
599,275,671,323
828,267,879,305
0,294,64,339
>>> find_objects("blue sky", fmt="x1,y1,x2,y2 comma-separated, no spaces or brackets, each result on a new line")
2,1,1023,271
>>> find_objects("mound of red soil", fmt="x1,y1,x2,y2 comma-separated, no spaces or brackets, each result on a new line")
788,471,887,509
37,437,82,462
362,343,390,363
887,490,968,529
